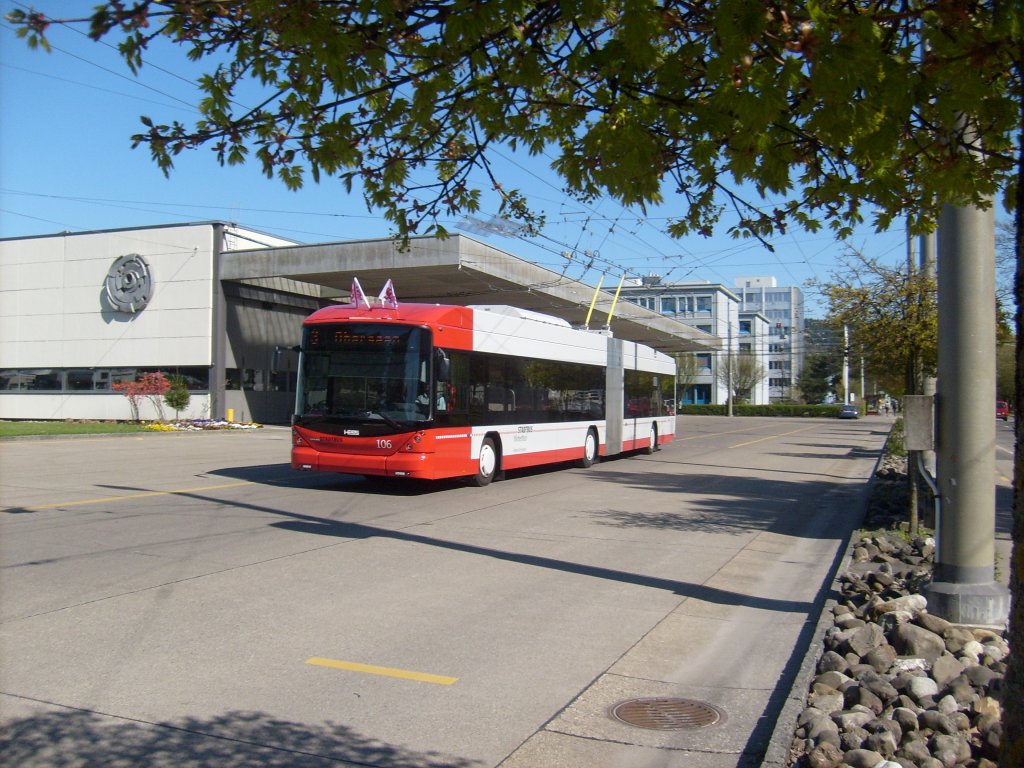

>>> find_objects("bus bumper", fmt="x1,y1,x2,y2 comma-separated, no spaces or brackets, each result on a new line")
291,447,453,479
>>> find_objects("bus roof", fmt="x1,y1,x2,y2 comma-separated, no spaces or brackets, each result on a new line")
303,302,473,328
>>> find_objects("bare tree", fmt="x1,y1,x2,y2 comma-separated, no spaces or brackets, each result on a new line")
715,353,766,405
675,354,699,405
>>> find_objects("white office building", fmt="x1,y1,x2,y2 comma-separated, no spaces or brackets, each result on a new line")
619,277,770,405
734,277,805,402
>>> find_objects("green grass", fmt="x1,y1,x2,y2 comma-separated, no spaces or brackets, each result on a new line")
0,421,151,438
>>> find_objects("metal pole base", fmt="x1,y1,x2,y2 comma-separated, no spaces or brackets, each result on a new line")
923,579,1010,628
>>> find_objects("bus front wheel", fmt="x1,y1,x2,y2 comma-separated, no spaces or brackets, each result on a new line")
470,437,498,486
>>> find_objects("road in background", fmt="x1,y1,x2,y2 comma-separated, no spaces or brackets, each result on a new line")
995,416,1014,587
1,416,889,767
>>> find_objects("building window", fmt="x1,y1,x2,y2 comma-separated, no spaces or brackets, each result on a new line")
695,324,712,334
682,383,712,404
739,343,751,353
0,367,210,393
694,296,712,314
1,369,62,390
695,353,712,374
174,368,212,390
629,296,656,310
739,320,751,335
661,297,677,314
67,369,98,391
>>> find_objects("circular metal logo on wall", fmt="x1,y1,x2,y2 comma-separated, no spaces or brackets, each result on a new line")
105,254,153,313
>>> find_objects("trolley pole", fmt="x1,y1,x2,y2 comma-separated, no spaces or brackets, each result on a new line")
925,201,1009,625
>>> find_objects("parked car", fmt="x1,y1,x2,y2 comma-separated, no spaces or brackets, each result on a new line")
997,401,1010,421
838,404,860,419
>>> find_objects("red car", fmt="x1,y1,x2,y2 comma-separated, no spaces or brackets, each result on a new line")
997,401,1010,421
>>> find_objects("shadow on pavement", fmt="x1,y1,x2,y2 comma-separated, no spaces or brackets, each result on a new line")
192,442,876,765
568,457,873,765
0,699,480,768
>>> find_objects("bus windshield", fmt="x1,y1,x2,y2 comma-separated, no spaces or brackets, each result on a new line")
296,323,432,429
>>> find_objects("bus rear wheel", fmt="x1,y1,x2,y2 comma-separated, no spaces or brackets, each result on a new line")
578,428,599,468
643,423,658,455
470,437,498,486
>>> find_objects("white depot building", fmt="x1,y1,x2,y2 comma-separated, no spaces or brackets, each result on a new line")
0,222,716,424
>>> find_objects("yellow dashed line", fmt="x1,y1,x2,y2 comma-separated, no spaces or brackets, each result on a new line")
305,657,458,685
729,425,820,449
22,481,253,511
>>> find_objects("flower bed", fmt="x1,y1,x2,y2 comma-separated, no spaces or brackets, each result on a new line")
144,419,263,431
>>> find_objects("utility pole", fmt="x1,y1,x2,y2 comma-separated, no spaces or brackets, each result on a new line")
925,202,1009,625
860,351,865,408
920,231,938,478
843,325,850,403
726,322,733,417
788,327,794,403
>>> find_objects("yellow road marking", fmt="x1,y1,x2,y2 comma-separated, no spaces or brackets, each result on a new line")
729,425,820,449
305,657,458,686
21,481,253,511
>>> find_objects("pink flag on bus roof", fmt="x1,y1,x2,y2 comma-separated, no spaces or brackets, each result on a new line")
378,279,398,309
350,277,370,308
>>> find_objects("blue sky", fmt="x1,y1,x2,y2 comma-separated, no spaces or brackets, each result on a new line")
1,2,921,316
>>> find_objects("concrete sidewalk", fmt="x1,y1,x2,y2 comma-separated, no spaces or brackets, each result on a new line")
500,467,877,767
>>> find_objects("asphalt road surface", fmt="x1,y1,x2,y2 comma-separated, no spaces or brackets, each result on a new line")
1,415,891,767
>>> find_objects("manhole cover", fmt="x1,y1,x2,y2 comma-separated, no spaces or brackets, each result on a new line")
610,697,724,730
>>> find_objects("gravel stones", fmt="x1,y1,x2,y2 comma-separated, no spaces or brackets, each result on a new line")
892,624,946,664
789,530,1008,768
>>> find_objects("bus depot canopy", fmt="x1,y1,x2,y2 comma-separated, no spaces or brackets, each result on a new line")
221,234,718,356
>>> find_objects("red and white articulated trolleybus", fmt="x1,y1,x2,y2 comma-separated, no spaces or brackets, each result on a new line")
291,280,676,485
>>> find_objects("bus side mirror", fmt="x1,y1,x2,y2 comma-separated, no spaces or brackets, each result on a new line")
435,349,451,383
